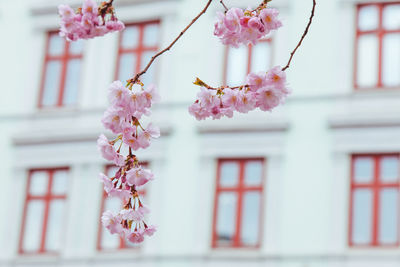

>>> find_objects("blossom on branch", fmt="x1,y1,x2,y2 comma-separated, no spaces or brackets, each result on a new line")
58,0,124,41
189,66,290,120
214,4,282,47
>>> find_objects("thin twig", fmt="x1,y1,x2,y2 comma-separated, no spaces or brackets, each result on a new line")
130,0,214,84
281,0,316,71
220,0,229,12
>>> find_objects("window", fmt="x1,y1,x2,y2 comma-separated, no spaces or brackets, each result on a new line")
19,168,69,254
355,3,400,89
39,32,84,107
212,159,265,248
224,39,272,86
349,155,400,247
97,164,147,251
116,21,160,86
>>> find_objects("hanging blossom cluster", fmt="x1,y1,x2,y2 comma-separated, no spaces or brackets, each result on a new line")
189,66,289,120
189,1,290,121
214,3,282,47
97,80,160,243
58,0,124,41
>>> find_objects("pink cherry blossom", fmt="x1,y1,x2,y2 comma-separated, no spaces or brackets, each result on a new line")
246,72,268,91
99,173,114,195
126,166,154,187
108,80,130,107
144,225,157,236
127,230,145,243
214,6,282,47
266,66,286,89
259,8,283,31
97,134,125,166
102,210,124,235
58,0,125,41
101,106,127,134
255,86,285,111
120,209,144,222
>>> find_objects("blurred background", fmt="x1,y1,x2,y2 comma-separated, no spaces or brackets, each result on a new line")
0,0,400,266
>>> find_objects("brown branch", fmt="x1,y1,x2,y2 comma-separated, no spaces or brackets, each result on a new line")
129,0,214,84
220,0,228,12
282,0,316,71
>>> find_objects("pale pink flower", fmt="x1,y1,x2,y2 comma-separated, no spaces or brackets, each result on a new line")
222,88,239,109
58,5,75,21
82,0,97,15
109,188,132,199
144,225,157,236
126,166,154,187
120,209,144,222
255,87,284,111
259,8,282,31
105,20,125,32
97,134,125,166
127,230,145,243
137,123,160,149
224,8,244,32
236,90,257,113
101,106,126,134
188,101,211,121
266,66,286,89
102,210,123,235
108,81,130,107
99,173,114,195
246,72,268,91
143,84,160,107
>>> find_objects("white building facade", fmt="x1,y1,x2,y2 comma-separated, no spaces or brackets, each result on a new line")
0,0,400,266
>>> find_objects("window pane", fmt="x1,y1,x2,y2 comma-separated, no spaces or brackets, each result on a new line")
63,59,81,105
45,200,65,251
216,192,237,245
358,5,379,31
382,34,400,87
143,23,159,47
140,51,156,86
251,42,271,73
23,200,45,252
352,189,373,245
378,189,399,244
30,171,49,196
121,26,140,49
244,161,263,186
48,34,65,56
101,197,122,249
226,46,248,85
383,4,400,30
380,156,399,183
42,60,62,106
354,157,374,183
220,162,239,187
240,192,261,246
118,53,136,81
52,170,68,195
69,39,84,55
357,35,378,87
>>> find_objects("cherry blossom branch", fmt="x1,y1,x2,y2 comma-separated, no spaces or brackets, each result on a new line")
220,0,228,12
129,0,214,84
281,0,316,71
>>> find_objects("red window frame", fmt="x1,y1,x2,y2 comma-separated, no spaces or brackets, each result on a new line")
212,158,266,249
115,20,160,81
349,154,400,247
97,164,147,251
18,168,69,254
223,38,272,85
354,2,400,89
38,32,83,108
